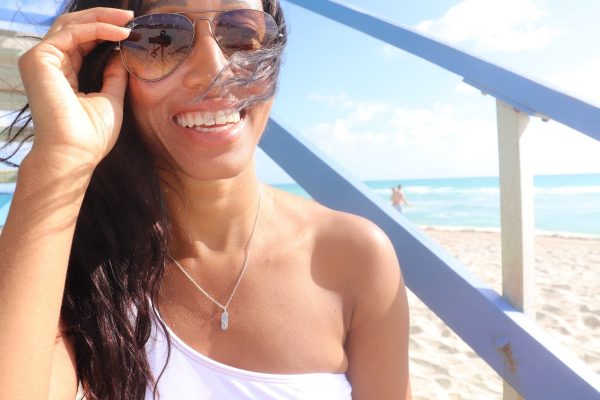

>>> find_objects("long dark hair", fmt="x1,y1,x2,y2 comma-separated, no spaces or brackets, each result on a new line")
0,1,287,399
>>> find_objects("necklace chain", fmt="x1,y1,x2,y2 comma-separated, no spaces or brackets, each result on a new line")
168,189,262,330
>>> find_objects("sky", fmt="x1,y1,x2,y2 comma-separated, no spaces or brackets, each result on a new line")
2,0,600,183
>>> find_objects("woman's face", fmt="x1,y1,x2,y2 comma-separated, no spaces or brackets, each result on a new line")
127,0,274,181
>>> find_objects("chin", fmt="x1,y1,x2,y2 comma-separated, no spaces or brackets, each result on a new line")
168,149,256,182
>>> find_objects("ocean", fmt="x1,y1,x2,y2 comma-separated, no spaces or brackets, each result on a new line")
273,174,600,238
1,174,599,237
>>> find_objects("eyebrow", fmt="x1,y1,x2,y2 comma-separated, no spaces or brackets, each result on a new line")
141,0,185,14
141,0,258,14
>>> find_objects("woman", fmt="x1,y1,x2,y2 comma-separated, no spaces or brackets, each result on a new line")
0,0,411,399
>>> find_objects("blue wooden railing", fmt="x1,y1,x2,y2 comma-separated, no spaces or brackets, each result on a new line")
0,7,56,31
1,1,600,399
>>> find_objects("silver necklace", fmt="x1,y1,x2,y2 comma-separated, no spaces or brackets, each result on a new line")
168,190,262,331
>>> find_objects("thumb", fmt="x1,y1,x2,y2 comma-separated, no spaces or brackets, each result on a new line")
101,53,128,102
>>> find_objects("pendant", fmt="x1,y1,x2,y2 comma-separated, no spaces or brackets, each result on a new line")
221,310,229,331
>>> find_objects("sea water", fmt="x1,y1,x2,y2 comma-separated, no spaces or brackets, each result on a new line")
1,175,599,237
274,174,600,238
0,183,15,227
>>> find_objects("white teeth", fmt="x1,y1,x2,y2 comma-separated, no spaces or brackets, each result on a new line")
176,109,241,129
204,112,216,126
215,111,227,125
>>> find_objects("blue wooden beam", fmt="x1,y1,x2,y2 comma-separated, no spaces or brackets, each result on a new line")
0,8,56,28
283,0,600,143
261,117,600,400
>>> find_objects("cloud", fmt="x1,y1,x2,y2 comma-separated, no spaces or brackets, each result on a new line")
307,92,356,109
455,82,483,96
546,56,600,106
379,44,406,61
527,119,600,174
303,93,498,179
302,91,600,180
416,0,564,52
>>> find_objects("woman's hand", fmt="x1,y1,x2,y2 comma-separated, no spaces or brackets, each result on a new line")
18,7,133,168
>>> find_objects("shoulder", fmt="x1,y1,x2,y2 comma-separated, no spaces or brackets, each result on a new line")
267,185,402,316
266,184,395,258
265,186,410,396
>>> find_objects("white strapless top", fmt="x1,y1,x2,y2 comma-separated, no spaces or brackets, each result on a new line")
144,312,352,399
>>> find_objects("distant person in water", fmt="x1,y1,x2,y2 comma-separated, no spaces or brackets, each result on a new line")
391,185,410,213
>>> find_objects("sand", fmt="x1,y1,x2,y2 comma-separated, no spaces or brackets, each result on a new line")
408,228,600,399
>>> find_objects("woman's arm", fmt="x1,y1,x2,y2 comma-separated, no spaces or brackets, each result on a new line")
344,219,411,400
0,8,132,399
0,153,91,400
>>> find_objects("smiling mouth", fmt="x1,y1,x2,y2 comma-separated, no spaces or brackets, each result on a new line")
174,109,246,132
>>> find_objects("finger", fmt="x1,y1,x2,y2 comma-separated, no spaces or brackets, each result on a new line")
101,54,128,103
48,8,134,34
43,22,131,54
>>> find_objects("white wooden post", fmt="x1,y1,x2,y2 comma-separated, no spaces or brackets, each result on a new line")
496,99,535,400
0,33,35,110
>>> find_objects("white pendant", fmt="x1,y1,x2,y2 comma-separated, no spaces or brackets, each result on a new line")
221,310,229,331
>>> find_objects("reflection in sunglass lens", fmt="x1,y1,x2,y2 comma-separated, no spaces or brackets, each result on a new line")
120,14,194,81
213,10,278,55
119,10,279,81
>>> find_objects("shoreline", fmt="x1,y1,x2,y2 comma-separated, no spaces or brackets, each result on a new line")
421,224,600,240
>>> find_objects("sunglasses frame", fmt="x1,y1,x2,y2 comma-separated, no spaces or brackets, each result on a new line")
116,9,280,82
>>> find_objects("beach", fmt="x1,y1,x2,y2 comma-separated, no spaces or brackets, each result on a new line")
409,227,600,399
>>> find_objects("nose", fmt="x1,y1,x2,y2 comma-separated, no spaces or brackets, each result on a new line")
180,20,229,90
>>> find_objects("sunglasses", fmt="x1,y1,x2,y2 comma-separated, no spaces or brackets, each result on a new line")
116,9,280,82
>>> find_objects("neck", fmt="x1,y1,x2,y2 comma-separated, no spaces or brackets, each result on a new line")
162,164,262,256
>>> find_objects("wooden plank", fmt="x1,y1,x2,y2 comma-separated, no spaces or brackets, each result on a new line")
0,170,17,183
0,92,27,111
0,30,37,103
0,30,35,112
497,100,535,399
497,100,535,315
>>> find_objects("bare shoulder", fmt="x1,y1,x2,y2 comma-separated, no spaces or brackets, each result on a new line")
267,185,402,309
267,185,394,251
266,187,410,398
311,203,403,327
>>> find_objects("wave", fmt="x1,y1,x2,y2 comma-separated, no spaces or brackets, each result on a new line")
373,186,500,196
534,186,600,195
372,185,600,196
420,225,501,234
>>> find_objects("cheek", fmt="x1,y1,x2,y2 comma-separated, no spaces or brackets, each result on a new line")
252,99,274,123
247,99,274,141
127,79,170,135
128,79,162,112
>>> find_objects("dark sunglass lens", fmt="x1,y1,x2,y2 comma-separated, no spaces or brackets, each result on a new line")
121,14,194,81
213,10,278,56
